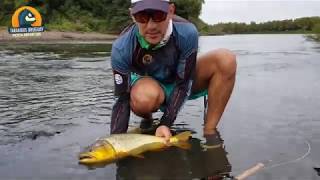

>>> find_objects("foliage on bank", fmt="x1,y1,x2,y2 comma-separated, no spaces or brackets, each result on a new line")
0,0,204,33
310,23,320,41
202,17,320,35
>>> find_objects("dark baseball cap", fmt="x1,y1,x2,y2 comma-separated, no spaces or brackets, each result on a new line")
131,0,170,14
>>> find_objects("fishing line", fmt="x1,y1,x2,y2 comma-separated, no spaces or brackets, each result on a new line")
229,125,313,179
201,96,314,179
226,138,311,180
264,137,311,170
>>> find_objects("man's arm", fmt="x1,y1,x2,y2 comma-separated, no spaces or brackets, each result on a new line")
158,23,199,128
110,70,131,134
159,50,197,127
110,47,131,134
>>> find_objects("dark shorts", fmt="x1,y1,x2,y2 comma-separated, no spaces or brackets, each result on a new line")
131,73,208,111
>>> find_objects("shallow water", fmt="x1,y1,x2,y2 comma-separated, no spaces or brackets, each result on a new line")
0,34,320,179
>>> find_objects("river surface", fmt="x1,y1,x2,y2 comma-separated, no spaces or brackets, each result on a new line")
0,34,320,180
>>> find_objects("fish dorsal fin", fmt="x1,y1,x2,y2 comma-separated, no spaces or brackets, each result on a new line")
127,127,142,134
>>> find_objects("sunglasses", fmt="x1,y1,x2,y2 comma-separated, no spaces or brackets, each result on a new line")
133,10,167,23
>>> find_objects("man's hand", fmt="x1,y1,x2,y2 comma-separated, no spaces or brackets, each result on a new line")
155,125,172,145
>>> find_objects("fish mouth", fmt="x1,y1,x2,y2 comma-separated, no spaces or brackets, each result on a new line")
79,153,97,164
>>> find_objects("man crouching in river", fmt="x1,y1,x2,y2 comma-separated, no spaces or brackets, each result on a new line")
110,0,236,142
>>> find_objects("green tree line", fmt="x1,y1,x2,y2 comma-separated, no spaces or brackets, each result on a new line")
0,0,204,33
202,17,320,35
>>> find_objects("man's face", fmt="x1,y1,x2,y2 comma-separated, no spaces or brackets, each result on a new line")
131,4,175,45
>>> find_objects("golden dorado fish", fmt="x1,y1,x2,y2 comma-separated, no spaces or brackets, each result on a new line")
79,131,191,165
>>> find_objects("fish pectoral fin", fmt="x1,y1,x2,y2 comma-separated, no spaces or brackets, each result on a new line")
129,149,145,158
150,147,166,152
131,153,145,159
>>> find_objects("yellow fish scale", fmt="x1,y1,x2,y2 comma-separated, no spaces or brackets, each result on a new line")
105,134,166,156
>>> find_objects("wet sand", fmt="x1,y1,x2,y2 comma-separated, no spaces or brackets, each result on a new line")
0,29,117,44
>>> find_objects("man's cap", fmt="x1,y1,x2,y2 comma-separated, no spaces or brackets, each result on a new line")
131,0,170,14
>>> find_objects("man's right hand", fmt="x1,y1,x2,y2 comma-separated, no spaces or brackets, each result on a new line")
155,125,172,145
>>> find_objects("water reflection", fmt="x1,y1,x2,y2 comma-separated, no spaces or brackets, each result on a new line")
81,128,232,180
115,136,231,180
0,44,112,59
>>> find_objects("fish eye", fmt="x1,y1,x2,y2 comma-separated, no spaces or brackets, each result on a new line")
28,13,32,17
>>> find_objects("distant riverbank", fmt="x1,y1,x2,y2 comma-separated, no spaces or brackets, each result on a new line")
1,27,319,44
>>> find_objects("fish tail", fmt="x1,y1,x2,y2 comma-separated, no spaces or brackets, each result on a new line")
170,131,192,150
173,131,192,141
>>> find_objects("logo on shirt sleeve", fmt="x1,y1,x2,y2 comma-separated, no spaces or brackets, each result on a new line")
114,74,123,85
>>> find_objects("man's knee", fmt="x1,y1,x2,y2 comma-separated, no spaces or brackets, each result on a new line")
130,78,165,116
213,48,237,78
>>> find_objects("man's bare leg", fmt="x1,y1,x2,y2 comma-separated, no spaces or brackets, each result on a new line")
130,77,165,128
192,49,237,135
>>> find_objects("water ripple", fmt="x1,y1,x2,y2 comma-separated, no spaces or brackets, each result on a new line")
0,47,114,145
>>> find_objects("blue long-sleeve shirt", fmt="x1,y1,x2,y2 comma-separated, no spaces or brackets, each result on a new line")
110,16,199,134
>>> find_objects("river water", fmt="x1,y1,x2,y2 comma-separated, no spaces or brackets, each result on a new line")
0,34,320,179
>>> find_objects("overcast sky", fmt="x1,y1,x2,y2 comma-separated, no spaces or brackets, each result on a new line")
200,0,320,25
